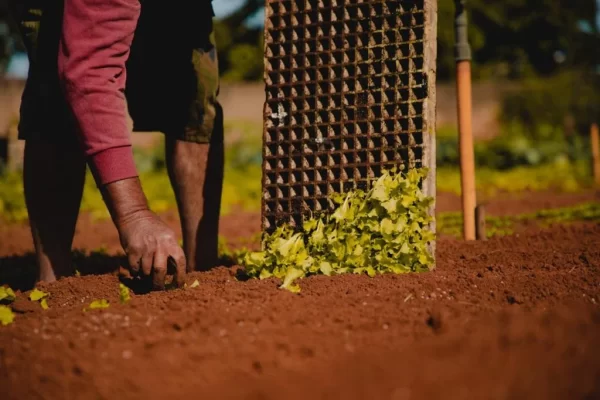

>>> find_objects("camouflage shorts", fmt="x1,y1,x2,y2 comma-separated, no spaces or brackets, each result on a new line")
13,0,222,144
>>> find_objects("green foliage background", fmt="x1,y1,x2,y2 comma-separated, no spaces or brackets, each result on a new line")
0,119,596,224
208,0,599,82
210,1,600,146
0,121,263,223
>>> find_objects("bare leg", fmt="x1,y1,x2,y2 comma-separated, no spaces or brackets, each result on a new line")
165,125,224,272
23,139,86,282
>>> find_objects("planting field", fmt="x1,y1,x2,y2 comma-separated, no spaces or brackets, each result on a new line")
1,190,599,399
2,0,598,397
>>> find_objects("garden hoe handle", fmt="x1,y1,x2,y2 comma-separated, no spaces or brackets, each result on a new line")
454,0,476,241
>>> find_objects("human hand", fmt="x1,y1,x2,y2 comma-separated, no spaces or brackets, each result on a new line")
99,177,186,290
117,210,186,290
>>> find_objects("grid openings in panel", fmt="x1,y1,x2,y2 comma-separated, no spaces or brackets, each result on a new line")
263,0,428,232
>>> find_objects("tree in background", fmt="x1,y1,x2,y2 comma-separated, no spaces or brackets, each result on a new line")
214,0,264,81
1,0,597,82
0,0,18,73
213,0,599,82
437,0,599,80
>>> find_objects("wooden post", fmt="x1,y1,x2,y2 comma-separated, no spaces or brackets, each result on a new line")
454,0,476,241
591,123,600,186
475,204,486,240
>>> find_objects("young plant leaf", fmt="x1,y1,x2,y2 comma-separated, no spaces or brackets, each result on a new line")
119,283,131,304
241,168,435,292
280,268,304,293
29,288,49,302
29,288,50,309
319,261,333,276
189,280,200,288
85,299,110,311
0,305,15,326
0,286,16,303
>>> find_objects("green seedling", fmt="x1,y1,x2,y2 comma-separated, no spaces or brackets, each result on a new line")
29,288,49,310
119,283,131,304
91,245,108,255
84,299,110,312
29,288,48,301
0,305,15,326
242,168,435,292
0,286,16,304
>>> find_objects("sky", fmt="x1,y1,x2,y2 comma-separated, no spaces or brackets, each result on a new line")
212,0,264,27
212,0,246,18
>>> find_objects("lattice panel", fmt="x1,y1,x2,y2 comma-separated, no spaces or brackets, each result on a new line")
262,0,437,233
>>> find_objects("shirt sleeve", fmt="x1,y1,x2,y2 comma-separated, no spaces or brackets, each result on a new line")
58,0,141,185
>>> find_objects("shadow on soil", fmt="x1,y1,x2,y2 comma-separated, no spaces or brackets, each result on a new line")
0,251,239,293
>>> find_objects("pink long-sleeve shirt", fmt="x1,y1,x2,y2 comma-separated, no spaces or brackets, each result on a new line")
58,0,141,185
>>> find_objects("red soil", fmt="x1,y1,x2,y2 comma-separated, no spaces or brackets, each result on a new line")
0,190,599,399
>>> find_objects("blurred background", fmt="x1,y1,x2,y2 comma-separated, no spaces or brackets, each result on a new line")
0,0,598,226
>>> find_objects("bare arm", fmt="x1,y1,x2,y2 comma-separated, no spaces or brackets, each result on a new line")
58,0,186,288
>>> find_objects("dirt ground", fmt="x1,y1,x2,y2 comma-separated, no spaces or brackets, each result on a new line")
0,190,599,399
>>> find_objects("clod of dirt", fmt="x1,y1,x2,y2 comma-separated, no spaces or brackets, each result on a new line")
426,310,444,334
299,346,315,358
11,297,39,314
507,294,523,305
252,361,263,374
